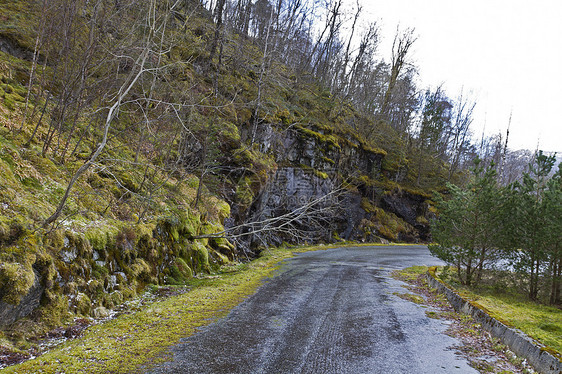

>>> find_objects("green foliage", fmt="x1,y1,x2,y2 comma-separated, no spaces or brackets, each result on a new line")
432,152,562,305
499,151,561,302
430,160,501,286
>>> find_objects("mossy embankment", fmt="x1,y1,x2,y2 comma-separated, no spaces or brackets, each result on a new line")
0,116,235,359
2,245,327,373
0,48,235,357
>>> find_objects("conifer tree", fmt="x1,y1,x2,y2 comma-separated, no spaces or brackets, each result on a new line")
543,166,562,304
429,159,501,285
500,151,556,300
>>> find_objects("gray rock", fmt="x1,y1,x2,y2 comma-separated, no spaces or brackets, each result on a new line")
61,249,77,263
0,271,44,327
115,271,128,282
93,306,110,318
106,275,117,290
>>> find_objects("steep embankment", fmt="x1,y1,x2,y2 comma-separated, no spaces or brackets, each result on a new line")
0,0,439,355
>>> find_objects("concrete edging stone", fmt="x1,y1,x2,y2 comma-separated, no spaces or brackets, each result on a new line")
426,267,562,374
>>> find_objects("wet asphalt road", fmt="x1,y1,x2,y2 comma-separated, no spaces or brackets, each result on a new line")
147,245,477,373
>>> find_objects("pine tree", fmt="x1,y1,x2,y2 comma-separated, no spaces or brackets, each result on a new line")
543,164,561,304
501,151,557,300
429,159,501,285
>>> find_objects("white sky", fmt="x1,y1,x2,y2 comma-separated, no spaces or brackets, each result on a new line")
359,0,562,153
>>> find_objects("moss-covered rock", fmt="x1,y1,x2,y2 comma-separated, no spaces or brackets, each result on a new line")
73,292,92,316
0,262,35,305
191,241,210,273
168,258,193,285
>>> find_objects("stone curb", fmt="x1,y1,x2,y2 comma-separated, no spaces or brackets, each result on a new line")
426,267,562,374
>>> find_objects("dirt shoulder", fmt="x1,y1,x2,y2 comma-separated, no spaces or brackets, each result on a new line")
392,266,536,374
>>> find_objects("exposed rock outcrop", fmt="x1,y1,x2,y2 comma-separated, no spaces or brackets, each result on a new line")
231,122,432,248
0,270,43,327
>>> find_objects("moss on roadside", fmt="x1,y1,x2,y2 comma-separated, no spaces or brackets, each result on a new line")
459,287,562,355
430,266,562,358
2,246,324,373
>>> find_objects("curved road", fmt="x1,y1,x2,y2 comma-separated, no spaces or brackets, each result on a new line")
148,245,477,373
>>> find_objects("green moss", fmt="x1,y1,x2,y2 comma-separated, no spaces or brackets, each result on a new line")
218,121,241,146
395,292,425,304
401,186,432,199
321,156,335,165
191,241,210,273
168,258,193,285
3,94,15,110
108,290,124,307
5,92,25,103
0,261,35,305
2,245,326,374
362,144,387,156
37,293,70,329
295,124,341,151
209,249,229,266
85,225,119,252
235,176,254,207
360,198,377,213
312,169,328,179
416,215,429,225
214,200,230,224
365,206,413,241
73,292,92,316
212,236,235,254
129,258,152,281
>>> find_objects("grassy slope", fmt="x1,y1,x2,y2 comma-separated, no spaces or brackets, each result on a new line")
0,0,440,245
433,267,562,356
457,287,562,355
0,34,234,359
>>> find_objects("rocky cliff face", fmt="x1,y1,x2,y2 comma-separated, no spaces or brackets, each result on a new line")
229,122,433,249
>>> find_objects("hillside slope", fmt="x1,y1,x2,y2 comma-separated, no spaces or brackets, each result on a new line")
0,0,444,355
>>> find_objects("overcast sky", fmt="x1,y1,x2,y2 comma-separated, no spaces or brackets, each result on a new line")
360,0,561,153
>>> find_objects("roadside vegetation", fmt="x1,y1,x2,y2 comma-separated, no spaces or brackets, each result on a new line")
430,153,561,306
427,152,561,367
1,244,329,373
435,266,562,355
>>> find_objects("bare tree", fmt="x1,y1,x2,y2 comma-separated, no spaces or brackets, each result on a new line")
447,90,476,180
43,0,185,227
251,3,275,143
209,0,227,63
379,27,416,122
195,184,347,251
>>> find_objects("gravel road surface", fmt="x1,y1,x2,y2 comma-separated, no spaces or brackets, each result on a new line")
147,245,477,373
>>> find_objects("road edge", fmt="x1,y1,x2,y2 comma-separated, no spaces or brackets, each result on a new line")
426,266,562,374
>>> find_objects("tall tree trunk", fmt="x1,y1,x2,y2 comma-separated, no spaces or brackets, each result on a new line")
209,0,226,63
380,28,415,122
